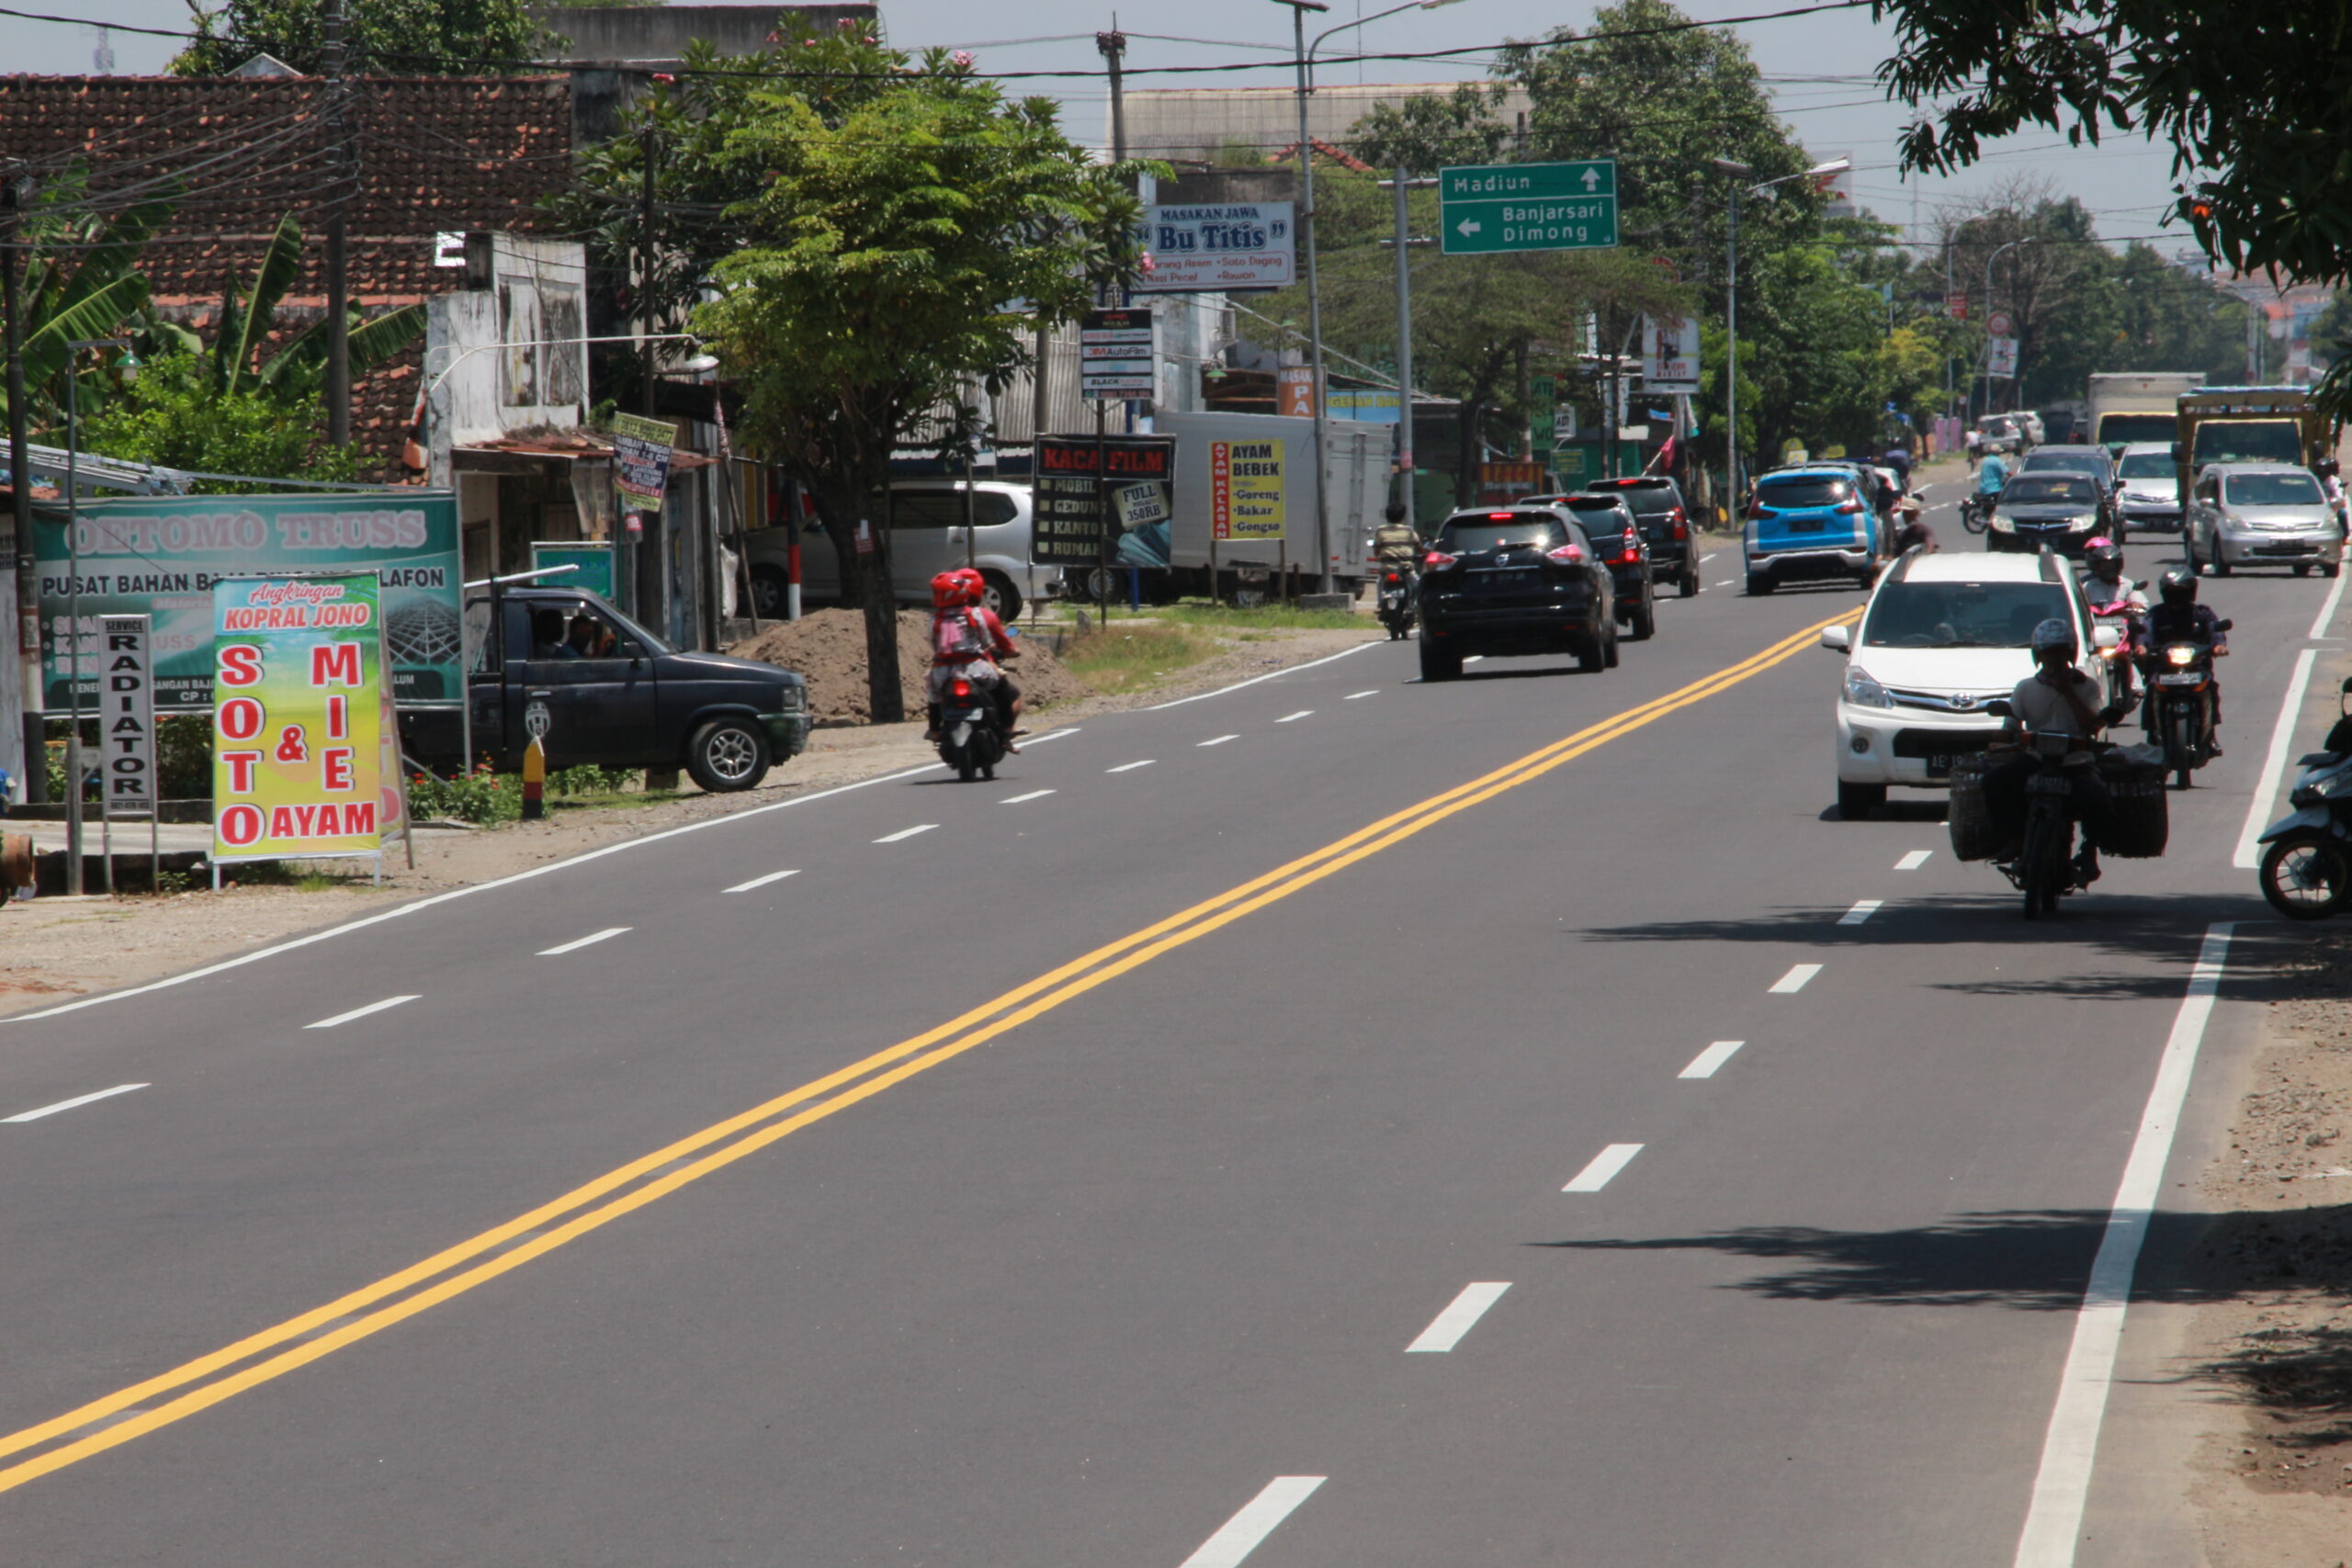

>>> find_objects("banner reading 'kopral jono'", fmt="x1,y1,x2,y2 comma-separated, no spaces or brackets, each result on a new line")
211,573,388,864
36,491,460,713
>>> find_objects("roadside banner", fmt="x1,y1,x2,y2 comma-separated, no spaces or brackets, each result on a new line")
37,491,460,712
210,572,387,869
96,614,156,817
1136,203,1295,292
530,541,616,601
1211,439,1286,541
1986,335,2020,379
1640,313,1701,393
611,413,681,513
1031,434,1177,567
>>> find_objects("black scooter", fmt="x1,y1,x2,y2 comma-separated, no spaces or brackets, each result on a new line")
934,673,1007,783
1376,567,1416,639
2139,619,2230,789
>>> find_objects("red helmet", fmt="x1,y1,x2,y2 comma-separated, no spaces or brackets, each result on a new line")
953,568,987,607
930,571,966,609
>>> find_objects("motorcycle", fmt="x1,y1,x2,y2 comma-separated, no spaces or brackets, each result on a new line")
2138,619,2231,789
1960,492,1994,535
2256,675,2352,919
1983,702,2098,919
934,671,1007,783
1376,567,1417,639
2085,586,2145,711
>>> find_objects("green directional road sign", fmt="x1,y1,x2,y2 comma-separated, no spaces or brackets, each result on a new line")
1439,160,1618,255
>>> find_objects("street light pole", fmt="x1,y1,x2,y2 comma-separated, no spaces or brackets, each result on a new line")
1710,156,1849,511
1276,0,1463,593
1393,166,1418,532
1984,236,2033,416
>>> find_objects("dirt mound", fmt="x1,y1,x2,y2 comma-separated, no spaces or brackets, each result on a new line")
728,607,1091,725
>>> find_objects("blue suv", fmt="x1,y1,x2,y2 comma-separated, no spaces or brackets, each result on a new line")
1745,465,1879,594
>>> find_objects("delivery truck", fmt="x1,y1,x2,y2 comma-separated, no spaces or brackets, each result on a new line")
1125,411,1386,599
2086,371,2204,457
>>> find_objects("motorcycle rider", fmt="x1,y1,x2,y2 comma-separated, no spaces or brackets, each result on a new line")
2134,567,2227,755
925,568,1023,751
1373,500,1420,623
1891,494,1937,555
1985,618,2126,884
2080,536,2145,704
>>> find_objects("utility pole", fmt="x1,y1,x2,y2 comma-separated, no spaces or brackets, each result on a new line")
322,0,350,446
1097,28,1127,165
1392,165,1419,531
3,173,38,802
1276,0,1335,594
639,121,658,420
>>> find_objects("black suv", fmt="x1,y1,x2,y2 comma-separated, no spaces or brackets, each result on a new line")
1419,508,1620,681
1551,493,1659,642
1576,477,1700,595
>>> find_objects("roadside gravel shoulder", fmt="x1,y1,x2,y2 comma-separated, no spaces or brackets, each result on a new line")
0,622,1380,1020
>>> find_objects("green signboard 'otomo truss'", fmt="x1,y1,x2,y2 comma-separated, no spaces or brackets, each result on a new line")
1439,161,1619,255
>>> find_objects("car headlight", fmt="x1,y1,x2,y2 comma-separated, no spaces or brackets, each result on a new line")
2069,514,2098,530
1988,512,2015,532
1843,664,1894,709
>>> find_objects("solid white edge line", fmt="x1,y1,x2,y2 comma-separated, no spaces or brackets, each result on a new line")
3,1083,151,1123
722,869,800,894
303,994,421,1030
2308,568,2348,642
873,824,939,844
1001,789,1056,804
2010,923,2232,1568
2233,646,2318,869
1178,1476,1327,1568
1769,963,1823,994
1895,849,1933,871
1106,760,1155,773
1145,639,1381,710
537,926,631,957
1838,899,1883,927
1563,1142,1644,1192
1679,1041,1745,1080
7,761,950,1023
1022,727,1081,746
1405,1281,1512,1353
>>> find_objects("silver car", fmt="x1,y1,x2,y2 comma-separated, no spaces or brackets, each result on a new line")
2187,462,2346,578
2111,442,2180,535
745,480,1047,620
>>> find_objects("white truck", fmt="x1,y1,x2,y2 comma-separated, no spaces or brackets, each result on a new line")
2086,371,2205,457
1137,410,1386,598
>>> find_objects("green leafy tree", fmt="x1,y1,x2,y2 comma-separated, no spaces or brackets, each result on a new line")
691,29,1148,722
1349,84,1512,172
79,351,358,491
173,0,550,74
1,175,175,433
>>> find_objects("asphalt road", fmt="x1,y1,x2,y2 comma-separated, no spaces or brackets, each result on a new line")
0,503,2332,1566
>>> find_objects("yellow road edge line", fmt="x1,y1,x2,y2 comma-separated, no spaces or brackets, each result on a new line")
0,610,1848,1492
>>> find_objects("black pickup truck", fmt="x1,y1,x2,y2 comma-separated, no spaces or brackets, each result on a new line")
400,586,808,792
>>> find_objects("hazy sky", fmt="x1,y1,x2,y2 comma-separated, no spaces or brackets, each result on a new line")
8,0,2194,265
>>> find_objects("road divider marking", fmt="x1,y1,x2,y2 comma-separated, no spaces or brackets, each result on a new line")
1770,964,1822,994
1406,1281,1510,1352
874,824,937,843
4,1084,149,1123
723,870,800,895
2234,647,2319,869
1346,690,1378,700
1838,899,1883,927
1001,790,1055,805
537,928,630,957
1179,1476,1326,1568
2310,569,2348,641
1564,1143,1644,1192
1199,735,1238,748
303,996,419,1030
1895,850,1932,871
1106,761,1155,773
1679,1042,1746,1080
2010,925,2231,1568
0,610,1851,1498
1023,727,1080,747
1276,710,1314,724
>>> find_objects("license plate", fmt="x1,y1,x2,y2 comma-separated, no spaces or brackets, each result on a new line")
2158,672,2203,687
1927,753,1955,779
1786,517,1824,532
1474,568,1536,586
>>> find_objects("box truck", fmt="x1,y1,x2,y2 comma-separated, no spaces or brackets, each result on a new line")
2086,371,2204,457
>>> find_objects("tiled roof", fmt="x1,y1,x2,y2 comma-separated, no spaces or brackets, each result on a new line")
0,74,575,480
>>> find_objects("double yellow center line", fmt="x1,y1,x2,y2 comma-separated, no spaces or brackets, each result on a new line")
0,610,1850,1495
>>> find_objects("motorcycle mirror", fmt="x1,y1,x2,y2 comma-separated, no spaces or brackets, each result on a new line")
2339,675,2352,697
1984,699,2016,719
2216,618,2234,632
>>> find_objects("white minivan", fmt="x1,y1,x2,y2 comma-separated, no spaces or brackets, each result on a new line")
746,480,1046,621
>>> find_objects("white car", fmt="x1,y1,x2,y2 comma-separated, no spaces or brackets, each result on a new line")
745,479,1048,621
1823,550,2114,819
2112,441,2181,535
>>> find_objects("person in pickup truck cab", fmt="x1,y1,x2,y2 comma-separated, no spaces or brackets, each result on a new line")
530,608,578,660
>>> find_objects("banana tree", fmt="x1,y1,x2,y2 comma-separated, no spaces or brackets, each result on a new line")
1,187,175,429
209,211,425,395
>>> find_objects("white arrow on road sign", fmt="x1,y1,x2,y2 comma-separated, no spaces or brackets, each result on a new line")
1457,219,1481,237
1581,167,1601,191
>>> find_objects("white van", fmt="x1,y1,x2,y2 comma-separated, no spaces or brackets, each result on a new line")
745,480,1046,621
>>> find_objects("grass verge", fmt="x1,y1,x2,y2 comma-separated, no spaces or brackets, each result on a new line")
1154,602,1367,632
1060,623,1222,694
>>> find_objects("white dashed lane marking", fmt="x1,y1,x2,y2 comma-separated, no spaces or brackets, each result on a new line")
4,1084,150,1123
1679,1041,1746,1079
1563,1143,1645,1192
1895,850,1932,871
538,928,631,957
1106,760,1155,773
1406,1282,1511,1352
305,995,420,1029
873,824,937,843
1198,735,1238,748
1770,964,1823,994
723,869,799,894
1838,900,1883,927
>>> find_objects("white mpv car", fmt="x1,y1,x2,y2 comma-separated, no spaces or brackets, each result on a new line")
1823,550,2112,819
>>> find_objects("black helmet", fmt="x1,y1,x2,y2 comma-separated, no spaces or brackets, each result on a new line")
2084,537,2122,577
2319,457,2341,479
2159,567,2196,607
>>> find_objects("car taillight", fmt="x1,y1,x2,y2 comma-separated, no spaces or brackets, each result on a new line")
1745,502,1765,521
1836,497,1864,513
1486,512,1516,521
1669,507,1689,540
1424,549,1459,570
951,678,973,699
1545,544,1586,564
1384,571,1401,584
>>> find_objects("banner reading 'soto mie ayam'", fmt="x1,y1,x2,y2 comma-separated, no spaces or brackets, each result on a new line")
211,573,389,864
